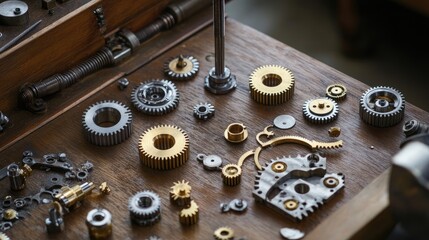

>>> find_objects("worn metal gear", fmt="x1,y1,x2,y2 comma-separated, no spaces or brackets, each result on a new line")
82,100,132,146
179,200,199,225
170,180,192,207
139,125,190,170
303,98,339,124
222,163,242,186
326,84,347,101
249,65,295,105
214,227,234,240
128,191,161,226
359,86,405,127
131,80,179,115
193,102,215,120
164,55,199,80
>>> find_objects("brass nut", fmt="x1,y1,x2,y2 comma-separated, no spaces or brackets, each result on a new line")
323,177,339,188
284,199,299,211
271,162,287,173
221,164,242,186
224,123,248,143
328,127,341,137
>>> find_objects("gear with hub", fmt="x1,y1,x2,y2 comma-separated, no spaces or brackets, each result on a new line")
164,55,199,80
170,180,192,207
131,80,179,115
303,98,339,124
179,200,199,225
128,190,161,226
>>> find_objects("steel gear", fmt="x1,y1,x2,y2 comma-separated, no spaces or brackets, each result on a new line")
128,191,161,226
0,232,10,240
303,98,339,124
214,227,234,240
326,84,347,101
131,80,179,115
170,180,192,207
249,65,295,105
82,100,132,146
164,55,199,80
139,125,190,170
179,200,199,225
193,102,215,120
221,163,242,186
359,86,405,127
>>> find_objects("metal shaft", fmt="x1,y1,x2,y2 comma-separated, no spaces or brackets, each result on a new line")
213,0,225,76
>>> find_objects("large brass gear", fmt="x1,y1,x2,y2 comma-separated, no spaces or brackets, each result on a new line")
170,180,192,207
138,125,190,170
221,163,242,186
249,65,295,105
179,200,199,225
214,227,234,240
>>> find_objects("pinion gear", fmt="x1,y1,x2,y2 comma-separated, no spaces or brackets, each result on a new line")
303,98,339,124
193,102,215,120
326,84,347,101
170,180,192,207
179,200,199,225
214,227,234,240
128,190,161,226
221,164,242,186
164,55,199,80
131,80,179,115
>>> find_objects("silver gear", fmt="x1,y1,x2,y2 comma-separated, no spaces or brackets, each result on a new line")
303,98,339,124
82,100,132,146
128,191,161,226
131,80,179,115
359,86,405,127
193,102,215,120
164,55,199,80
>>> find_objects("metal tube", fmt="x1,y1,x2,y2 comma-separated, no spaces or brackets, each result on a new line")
213,0,225,76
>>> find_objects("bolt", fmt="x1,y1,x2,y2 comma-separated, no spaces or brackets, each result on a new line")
14,8,21,15
58,153,67,162
235,199,243,208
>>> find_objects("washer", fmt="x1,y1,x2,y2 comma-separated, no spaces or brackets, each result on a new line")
273,115,296,129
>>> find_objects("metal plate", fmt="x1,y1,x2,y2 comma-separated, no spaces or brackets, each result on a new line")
273,115,296,129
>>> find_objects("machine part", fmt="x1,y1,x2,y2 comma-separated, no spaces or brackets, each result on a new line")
403,119,429,138
131,80,179,115
41,0,56,10
170,180,192,207
280,227,305,240
7,163,31,191
326,84,347,101
2,196,12,208
0,232,10,240
31,187,54,204
273,115,296,130
76,169,89,181
164,55,199,80
214,227,234,240
197,154,223,171
221,199,247,213
138,125,190,170
81,161,94,172
359,86,405,127
21,151,73,173
328,127,341,137
179,200,199,225
249,65,295,105
128,191,161,226
117,78,129,90
54,182,95,209
0,20,42,54
86,208,112,239
193,102,215,120
93,6,106,33
0,111,10,132
45,202,64,233
99,182,111,195
303,98,339,124
222,163,242,186
13,198,26,209
0,1,29,26
253,154,345,221
224,123,248,143
2,209,18,221
82,100,132,146
204,0,237,94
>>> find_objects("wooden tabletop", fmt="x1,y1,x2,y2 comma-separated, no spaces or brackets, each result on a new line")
1,17,428,240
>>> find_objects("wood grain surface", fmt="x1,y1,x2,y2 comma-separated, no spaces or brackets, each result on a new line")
1,18,428,240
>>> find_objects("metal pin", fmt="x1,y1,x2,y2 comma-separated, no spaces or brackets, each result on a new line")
0,20,42,53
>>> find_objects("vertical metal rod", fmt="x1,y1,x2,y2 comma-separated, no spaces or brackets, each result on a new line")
213,0,225,76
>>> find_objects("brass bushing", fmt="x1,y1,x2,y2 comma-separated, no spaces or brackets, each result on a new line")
224,123,248,143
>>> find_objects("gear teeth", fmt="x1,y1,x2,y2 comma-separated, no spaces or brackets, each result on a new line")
128,190,161,226
193,102,215,120
249,65,295,105
179,200,199,225
221,164,242,186
326,84,347,101
214,227,234,240
164,55,199,80
131,80,179,115
170,180,192,207
303,98,339,124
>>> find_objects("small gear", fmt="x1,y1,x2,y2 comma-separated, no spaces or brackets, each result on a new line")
164,55,199,80
303,98,339,124
139,125,190,170
359,86,405,127
82,100,132,146
326,84,347,101
214,227,234,240
222,164,242,186
0,232,10,240
131,80,179,115
179,200,199,225
170,180,192,207
128,191,161,226
249,65,295,105
193,102,215,120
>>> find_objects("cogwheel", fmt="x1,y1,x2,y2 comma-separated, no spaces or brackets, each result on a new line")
0,232,10,240
170,180,192,207
193,102,215,120
326,84,347,101
179,200,199,225
131,80,179,115
139,125,190,170
82,100,132,146
249,65,295,105
303,98,339,124
128,191,161,226
359,86,405,127
164,55,199,80
214,227,234,240
222,164,242,186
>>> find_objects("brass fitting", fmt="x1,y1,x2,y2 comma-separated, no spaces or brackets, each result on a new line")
224,123,248,143
86,208,113,239
55,182,95,208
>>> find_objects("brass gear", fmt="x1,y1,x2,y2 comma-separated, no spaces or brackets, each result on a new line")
179,200,199,225
164,55,199,80
326,84,347,101
170,180,192,207
214,227,234,240
249,65,295,105
221,164,242,186
139,125,190,170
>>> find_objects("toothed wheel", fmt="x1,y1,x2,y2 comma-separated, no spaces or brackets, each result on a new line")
303,98,339,124
0,232,10,240
170,180,192,207
164,55,199,80
193,102,215,120
249,65,295,105
138,125,190,170
359,86,405,127
221,164,242,186
128,190,161,226
179,200,199,225
82,100,132,146
326,84,347,101
131,80,179,115
214,227,234,240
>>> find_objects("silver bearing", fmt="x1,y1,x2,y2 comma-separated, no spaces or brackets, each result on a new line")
82,100,132,146
128,190,161,226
